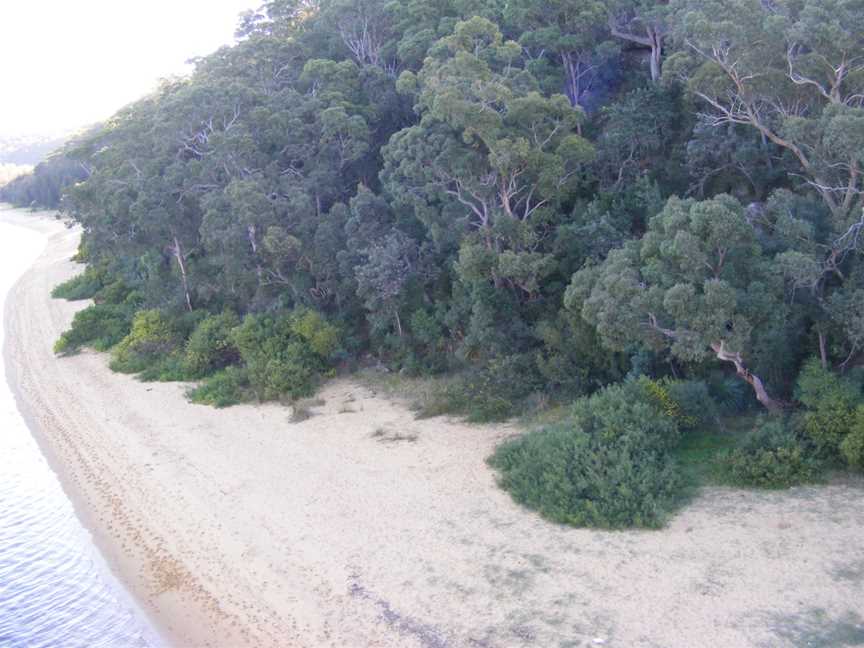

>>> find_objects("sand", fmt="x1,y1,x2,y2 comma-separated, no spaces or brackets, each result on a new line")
3,206,864,648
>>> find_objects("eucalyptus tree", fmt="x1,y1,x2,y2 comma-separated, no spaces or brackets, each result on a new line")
605,0,670,82
668,0,864,223
567,195,787,411
505,0,615,115
384,17,594,300
667,0,864,369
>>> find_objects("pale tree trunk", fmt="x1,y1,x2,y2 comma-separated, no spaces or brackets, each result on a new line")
711,341,782,412
818,331,829,370
171,236,194,312
647,27,662,82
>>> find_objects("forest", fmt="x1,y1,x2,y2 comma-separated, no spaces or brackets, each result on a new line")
10,0,864,527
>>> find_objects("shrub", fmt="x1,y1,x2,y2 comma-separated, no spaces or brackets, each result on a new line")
53,304,134,355
51,267,108,300
664,380,718,430
93,279,136,306
720,419,823,488
796,359,862,462
137,353,188,383
187,366,250,408
840,406,864,469
232,309,339,402
182,311,241,378
488,382,684,529
51,266,108,301
110,310,181,374
419,354,542,423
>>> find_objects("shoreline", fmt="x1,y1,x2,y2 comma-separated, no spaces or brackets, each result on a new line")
2,206,204,646
3,205,864,647
0,209,173,647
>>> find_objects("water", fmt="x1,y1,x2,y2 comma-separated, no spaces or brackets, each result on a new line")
0,219,160,648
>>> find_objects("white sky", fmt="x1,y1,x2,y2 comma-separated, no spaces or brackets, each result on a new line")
0,1,260,136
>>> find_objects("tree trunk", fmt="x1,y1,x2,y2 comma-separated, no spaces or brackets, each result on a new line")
818,331,828,370
648,28,662,82
711,342,782,412
394,310,403,338
172,236,194,312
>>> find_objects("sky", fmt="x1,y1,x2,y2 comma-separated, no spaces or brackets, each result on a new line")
0,1,261,137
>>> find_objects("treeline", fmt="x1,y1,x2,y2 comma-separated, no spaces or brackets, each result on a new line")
52,0,864,526
0,148,91,209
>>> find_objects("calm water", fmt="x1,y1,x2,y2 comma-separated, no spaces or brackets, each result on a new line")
0,219,159,648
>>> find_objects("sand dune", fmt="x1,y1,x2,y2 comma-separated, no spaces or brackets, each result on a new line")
3,206,864,648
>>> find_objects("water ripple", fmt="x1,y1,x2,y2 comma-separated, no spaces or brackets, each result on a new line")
0,220,158,648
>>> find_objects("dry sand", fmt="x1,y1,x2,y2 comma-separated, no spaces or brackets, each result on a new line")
3,206,864,648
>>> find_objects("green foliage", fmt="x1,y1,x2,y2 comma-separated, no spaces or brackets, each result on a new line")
665,379,718,431
489,382,684,529
51,267,108,301
231,310,340,402
719,419,823,489
842,407,864,469
419,354,542,422
796,359,863,466
109,310,182,374
53,304,134,355
187,366,251,408
182,311,241,378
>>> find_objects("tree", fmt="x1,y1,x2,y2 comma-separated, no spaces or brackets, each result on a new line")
667,0,864,223
567,195,787,411
385,18,594,296
506,0,615,115
606,0,670,82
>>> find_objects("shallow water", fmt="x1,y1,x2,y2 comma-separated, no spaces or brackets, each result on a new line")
0,219,159,648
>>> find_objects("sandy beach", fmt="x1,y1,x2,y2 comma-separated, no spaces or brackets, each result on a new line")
3,206,864,647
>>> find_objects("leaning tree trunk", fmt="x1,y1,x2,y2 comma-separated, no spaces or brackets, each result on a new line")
171,235,194,312
711,342,782,412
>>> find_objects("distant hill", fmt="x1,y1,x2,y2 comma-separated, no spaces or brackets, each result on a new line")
0,134,69,166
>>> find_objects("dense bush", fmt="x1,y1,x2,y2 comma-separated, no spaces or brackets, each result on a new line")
720,419,823,489
51,267,108,301
182,311,241,378
109,310,182,374
53,304,134,355
488,382,684,529
232,309,340,402
187,366,251,408
841,407,864,470
419,354,543,423
796,359,863,467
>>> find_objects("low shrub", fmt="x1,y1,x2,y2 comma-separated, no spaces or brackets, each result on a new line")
719,419,823,489
137,353,188,382
796,359,862,465
664,380,718,431
488,382,684,529
182,311,241,378
93,279,137,306
51,267,108,300
187,366,251,408
109,310,182,374
419,354,542,423
841,406,864,469
232,309,340,402
53,304,134,355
